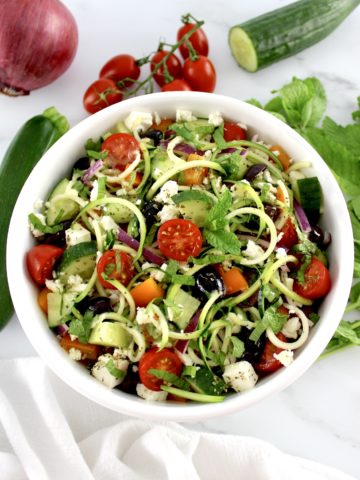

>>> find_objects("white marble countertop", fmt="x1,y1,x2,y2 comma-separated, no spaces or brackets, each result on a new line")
1,0,360,477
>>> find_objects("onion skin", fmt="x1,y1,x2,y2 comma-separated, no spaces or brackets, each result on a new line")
0,0,78,95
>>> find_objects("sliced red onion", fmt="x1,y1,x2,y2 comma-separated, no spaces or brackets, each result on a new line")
237,234,270,250
82,160,103,185
57,324,69,336
221,147,238,154
175,311,201,354
117,228,165,265
294,200,311,233
174,143,198,155
240,149,248,156
244,164,267,182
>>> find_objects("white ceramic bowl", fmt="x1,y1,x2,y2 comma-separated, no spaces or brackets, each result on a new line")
7,92,353,421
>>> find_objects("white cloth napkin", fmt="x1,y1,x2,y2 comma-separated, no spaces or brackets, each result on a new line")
0,358,355,480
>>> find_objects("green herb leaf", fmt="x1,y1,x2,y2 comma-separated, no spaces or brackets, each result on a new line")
187,367,227,395
148,368,190,390
68,310,94,344
204,230,241,255
86,150,108,160
106,359,125,379
85,137,102,152
250,300,287,342
230,336,245,358
28,213,63,234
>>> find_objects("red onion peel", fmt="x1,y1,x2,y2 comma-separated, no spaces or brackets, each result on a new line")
175,311,201,354
117,228,165,266
0,0,78,96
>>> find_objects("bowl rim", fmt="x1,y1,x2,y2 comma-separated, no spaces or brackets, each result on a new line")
7,91,354,421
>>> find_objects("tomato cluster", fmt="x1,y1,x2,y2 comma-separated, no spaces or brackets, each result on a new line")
83,15,216,114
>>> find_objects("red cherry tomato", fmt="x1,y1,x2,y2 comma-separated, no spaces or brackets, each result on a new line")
157,219,203,262
277,217,298,249
139,348,183,391
254,333,288,374
96,250,135,289
183,56,216,93
177,23,209,59
223,122,247,142
26,245,64,286
83,78,123,114
161,79,192,92
101,133,141,169
293,257,331,300
150,51,183,87
99,54,140,87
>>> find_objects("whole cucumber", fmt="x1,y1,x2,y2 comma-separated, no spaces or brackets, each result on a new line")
0,108,69,330
229,0,360,72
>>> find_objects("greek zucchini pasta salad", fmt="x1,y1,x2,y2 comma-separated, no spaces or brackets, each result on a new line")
26,109,332,403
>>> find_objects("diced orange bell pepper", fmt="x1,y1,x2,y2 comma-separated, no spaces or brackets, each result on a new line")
270,145,291,170
59,334,101,361
38,287,51,314
130,278,165,307
182,153,208,186
216,265,249,296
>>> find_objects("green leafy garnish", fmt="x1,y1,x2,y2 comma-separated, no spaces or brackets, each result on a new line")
203,189,242,254
250,299,288,342
148,368,190,390
28,213,63,235
106,359,125,379
68,310,94,344
171,190,213,205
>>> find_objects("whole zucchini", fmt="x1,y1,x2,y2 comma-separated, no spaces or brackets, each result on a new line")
229,0,360,72
0,107,69,330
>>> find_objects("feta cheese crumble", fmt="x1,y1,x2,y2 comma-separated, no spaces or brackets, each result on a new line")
157,204,180,223
223,361,258,392
242,240,265,260
136,383,168,401
176,109,197,122
273,350,294,367
208,111,223,126
154,180,178,204
125,111,153,132
91,354,129,389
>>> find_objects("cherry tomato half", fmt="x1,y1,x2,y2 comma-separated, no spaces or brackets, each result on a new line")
97,250,135,289
101,133,141,169
254,333,288,374
277,217,298,249
177,23,209,59
26,245,64,286
99,54,140,87
83,78,123,114
223,122,247,142
139,348,183,391
157,219,203,262
161,79,192,92
150,51,183,87
293,257,331,300
183,56,216,93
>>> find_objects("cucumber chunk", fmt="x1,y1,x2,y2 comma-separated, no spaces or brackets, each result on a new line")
46,178,79,226
58,241,97,282
47,292,77,327
168,289,201,330
89,321,132,348
104,202,133,223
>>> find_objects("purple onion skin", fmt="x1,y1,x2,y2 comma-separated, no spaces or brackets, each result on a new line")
244,164,267,182
175,311,201,354
0,0,78,95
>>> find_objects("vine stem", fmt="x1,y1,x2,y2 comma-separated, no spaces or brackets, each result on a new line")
122,18,204,98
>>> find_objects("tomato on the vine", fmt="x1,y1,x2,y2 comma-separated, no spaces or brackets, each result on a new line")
177,23,209,59
293,257,331,300
161,79,192,92
26,245,64,286
183,56,216,93
96,250,135,289
99,54,140,87
83,78,123,114
223,122,247,142
157,219,203,261
150,50,183,87
101,133,141,169
139,348,183,391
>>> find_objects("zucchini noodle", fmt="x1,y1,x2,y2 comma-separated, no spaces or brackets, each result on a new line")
270,273,313,306
102,278,136,320
226,207,277,266
266,303,310,350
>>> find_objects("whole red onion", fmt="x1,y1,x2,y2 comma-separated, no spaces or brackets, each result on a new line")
0,0,78,96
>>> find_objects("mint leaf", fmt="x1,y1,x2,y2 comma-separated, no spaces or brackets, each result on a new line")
247,98,263,109
322,116,360,156
204,230,241,255
333,321,360,345
68,310,94,344
250,300,287,342
230,336,245,358
205,189,232,228
106,359,125,379
188,367,227,395
148,368,190,390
